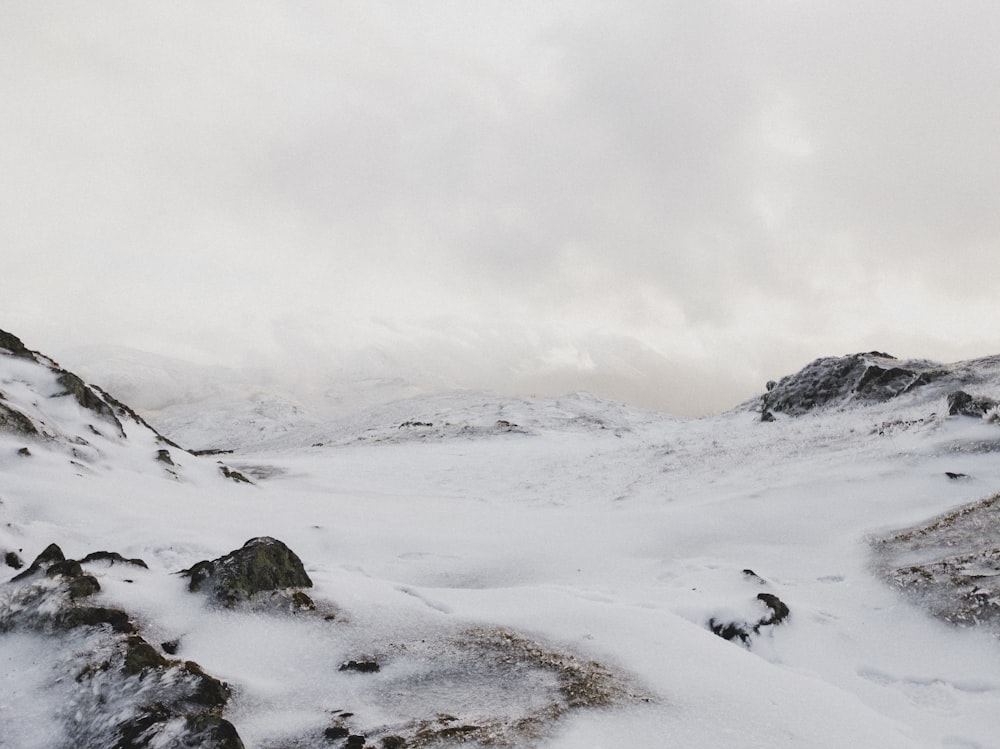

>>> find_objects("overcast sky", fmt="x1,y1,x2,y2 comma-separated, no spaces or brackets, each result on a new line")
3,1,999,416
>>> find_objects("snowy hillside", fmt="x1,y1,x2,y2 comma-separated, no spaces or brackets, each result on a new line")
3,330,1000,748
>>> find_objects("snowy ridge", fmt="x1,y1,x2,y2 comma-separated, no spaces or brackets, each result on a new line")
4,334,1000,748
0,329,252,487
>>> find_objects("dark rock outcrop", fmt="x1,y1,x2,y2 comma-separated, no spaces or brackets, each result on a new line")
948,390,998,417
0,327,193,454
760,352,943,419
81,551,148,568
219,465,253,484
1,542,244,748
181,537,313,607
0,328,35,359
53,370,127,437
0,402,39,436
757,592,790,626
12,542,68,581
340,659,381,673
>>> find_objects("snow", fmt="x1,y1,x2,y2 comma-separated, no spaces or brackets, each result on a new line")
3,346,1000,747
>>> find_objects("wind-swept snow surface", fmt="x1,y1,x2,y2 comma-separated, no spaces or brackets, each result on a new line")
4,336,1000,747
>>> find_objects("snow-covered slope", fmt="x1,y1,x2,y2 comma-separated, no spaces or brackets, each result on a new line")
4,335,1000,748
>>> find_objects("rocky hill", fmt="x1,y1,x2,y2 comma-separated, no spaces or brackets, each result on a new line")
0,328,251,484
755,350,1000,420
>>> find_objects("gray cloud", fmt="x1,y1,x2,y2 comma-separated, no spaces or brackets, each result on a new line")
3,1,999,415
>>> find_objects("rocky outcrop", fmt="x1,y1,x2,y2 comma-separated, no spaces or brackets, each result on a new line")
0,328,254,488
53,370,126,437
760,352,943,419
181,537,313,607
5,535,648,749
0,328,35,359
947,390,999,418
0,401,39,436
1,542,244,749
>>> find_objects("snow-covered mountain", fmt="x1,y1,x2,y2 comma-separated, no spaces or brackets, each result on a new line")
3,329,1000,748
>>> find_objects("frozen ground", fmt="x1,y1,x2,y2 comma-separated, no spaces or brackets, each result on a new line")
3,338,1000,747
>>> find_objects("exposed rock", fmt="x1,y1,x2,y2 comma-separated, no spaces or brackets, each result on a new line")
182,659,233,707
81,551,149,568
760,352,942,419
59,606,135,634
156,448,175,465
855,365,938,401
1,549,243,749
708,587,791,646
219,465,253,484
111,705,243,749
47,558,85,578
17,446,31,456
123,635,170,675
709,618,754,645
4,550,23,569
0,402,39,436
945,472,969,480
291,590,317,610
181,714,245,749
12,544,104,600
0,328,35,359
67,574,102,600
181,537,313,607
162,639,180,655
12,542,67,581
325,725,350,741
757,592,790,626
340,659,381,673
947,390,999,417
53,370,126,437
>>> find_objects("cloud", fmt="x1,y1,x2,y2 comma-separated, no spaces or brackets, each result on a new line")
2,1,1000,415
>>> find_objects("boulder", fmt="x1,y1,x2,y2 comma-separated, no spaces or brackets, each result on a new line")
708,589,791,646
181,537,313,607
